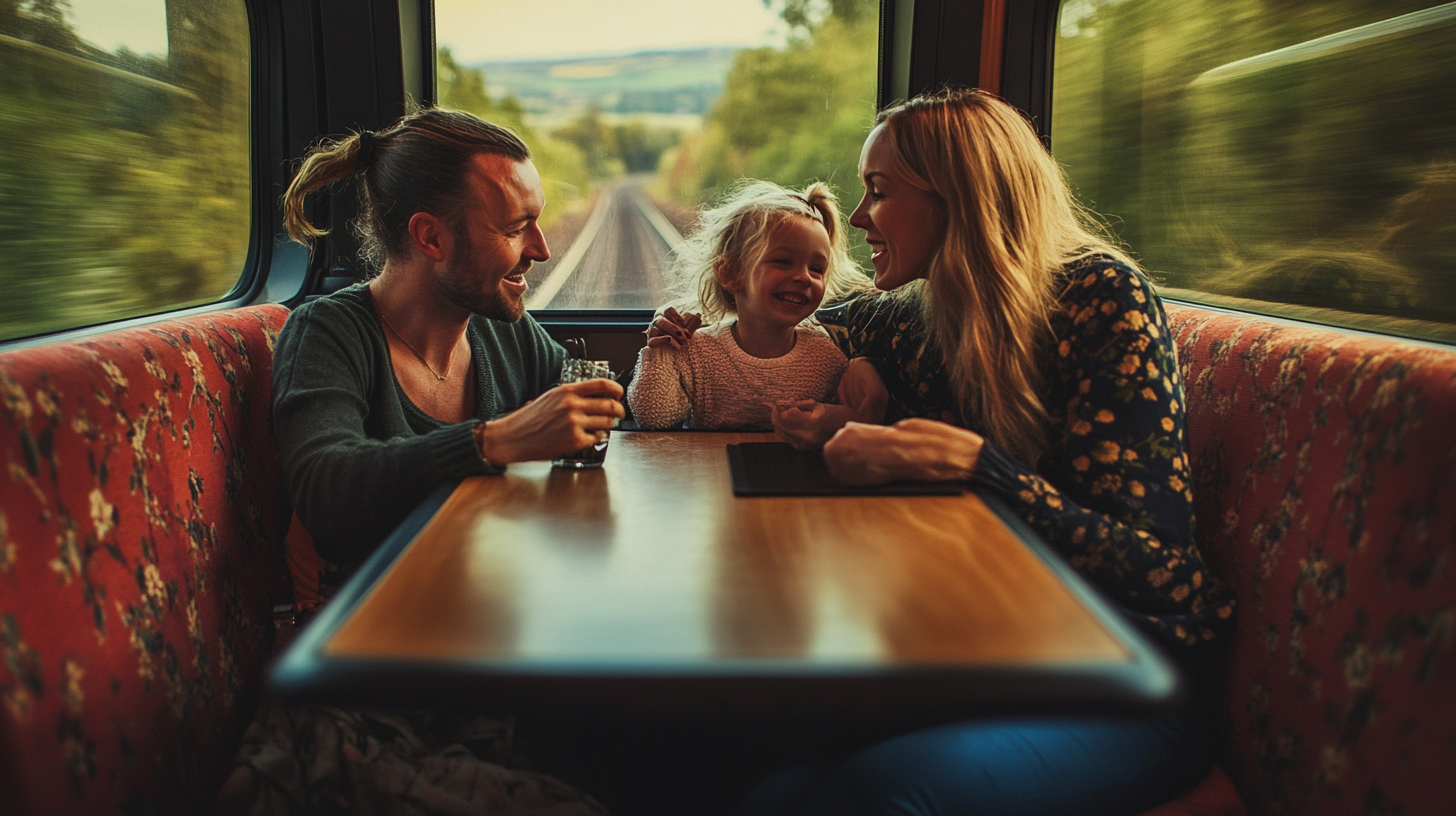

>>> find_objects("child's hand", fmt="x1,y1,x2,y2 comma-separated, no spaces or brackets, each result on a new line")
645,307,702,349
769,360,889,450
770,401,854,451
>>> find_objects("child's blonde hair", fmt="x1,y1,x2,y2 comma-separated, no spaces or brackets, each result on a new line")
668,180,866,324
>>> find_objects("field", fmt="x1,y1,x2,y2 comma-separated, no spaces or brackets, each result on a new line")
470,47,736,129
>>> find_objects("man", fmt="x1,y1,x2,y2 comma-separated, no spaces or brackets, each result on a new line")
273,107,624,570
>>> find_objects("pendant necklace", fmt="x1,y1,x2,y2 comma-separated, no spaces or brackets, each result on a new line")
377,305,455,382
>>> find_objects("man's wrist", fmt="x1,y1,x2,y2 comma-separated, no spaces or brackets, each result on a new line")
474,420,510,467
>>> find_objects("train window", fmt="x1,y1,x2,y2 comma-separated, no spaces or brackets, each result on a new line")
1051,1,1456,343
0,0,252,342
433,0,880,310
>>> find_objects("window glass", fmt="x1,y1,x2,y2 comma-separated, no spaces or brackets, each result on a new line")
1052,1,1456,342
433,0,880,309
0,0,252,342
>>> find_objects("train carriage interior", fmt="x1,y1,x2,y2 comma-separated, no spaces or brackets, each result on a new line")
1,0,1454,814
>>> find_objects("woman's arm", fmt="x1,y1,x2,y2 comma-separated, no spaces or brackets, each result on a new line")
824,264,1234,646
625,343,692,429
981,266,1234,645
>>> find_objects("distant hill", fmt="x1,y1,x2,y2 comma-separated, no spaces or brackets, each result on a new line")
469,47,738,119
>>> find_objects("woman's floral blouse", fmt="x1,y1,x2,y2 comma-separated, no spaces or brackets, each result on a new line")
817,259,1235,648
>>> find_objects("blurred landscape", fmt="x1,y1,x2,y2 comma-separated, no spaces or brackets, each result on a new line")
1,0,250,342
4,0,1452,340
1053,0,1456,341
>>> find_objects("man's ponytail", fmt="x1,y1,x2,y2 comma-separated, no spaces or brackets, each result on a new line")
282,133,370,249
281,108,529,270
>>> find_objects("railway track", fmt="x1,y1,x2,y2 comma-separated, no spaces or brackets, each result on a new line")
527,178,684,310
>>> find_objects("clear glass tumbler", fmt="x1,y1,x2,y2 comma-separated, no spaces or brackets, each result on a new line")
552,359,614,469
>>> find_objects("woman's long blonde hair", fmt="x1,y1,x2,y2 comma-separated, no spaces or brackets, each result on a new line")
878,89,1137,463
668,180,867,325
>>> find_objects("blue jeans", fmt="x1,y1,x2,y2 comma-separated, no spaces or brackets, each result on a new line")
739,702,1212,816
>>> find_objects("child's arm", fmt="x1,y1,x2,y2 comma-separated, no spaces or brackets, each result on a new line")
626,343,693,429
772,358,889,450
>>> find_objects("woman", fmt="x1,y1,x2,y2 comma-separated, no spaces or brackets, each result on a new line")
656,89,1235,815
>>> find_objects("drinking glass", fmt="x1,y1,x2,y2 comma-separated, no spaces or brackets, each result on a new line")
552,359,614,469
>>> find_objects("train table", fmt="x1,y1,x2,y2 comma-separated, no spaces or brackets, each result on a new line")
270,431,1178,718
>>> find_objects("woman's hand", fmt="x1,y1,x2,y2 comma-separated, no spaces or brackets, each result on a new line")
645,307,703,349
477,379,625,464
836,358,888,425
770,359,890,450
822,418,983,486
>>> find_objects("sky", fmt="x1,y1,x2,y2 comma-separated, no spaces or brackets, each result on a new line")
56,0,783,62
67,0,169,56
434,0,786,62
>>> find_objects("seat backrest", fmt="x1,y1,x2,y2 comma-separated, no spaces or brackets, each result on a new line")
1168,304,1456,816
0,305,292,815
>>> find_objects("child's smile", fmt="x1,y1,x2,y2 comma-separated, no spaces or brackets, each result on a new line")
734,215,831,327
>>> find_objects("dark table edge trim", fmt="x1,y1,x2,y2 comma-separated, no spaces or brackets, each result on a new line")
271,479,461,698
270,479,1182,718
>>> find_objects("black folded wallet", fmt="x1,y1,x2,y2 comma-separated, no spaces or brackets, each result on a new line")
726,442,965,496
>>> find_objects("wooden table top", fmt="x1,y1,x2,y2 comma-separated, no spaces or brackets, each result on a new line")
272,431,1178,717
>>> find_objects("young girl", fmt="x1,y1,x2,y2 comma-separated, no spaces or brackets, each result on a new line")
627,181,866,430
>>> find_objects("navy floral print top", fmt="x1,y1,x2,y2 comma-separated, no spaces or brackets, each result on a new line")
817,259,1235,649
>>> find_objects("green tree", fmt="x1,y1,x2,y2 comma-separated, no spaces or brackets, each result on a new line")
1,0,251,341
661,0,878,266
1051,0,1456,337
434,47,592,224
552,105,624,178
437,46,527,133
612,120,680,174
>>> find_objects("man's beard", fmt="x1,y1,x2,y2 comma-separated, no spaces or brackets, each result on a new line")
438,232,528,322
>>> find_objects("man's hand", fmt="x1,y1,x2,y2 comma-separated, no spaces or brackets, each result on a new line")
822,418,983,486
476,379,625,464
645,307,703,349
770,359,890,451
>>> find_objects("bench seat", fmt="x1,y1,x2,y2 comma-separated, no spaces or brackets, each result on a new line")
3,299,1453,814
1167,304,1456,815
0,305,291,815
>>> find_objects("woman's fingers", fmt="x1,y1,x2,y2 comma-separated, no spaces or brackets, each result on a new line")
823,423,888,484
644,308,702,349
823,420,983,485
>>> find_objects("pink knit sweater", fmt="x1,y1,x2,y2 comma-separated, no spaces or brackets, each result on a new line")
627,320,849,430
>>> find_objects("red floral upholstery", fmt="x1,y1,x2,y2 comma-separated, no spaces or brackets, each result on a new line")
1167,305,1456,815
0,306,292,816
